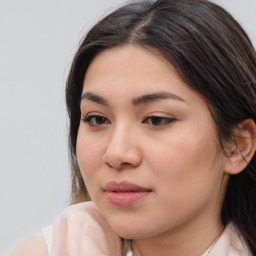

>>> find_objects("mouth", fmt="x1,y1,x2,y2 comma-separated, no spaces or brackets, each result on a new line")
104,181,152,207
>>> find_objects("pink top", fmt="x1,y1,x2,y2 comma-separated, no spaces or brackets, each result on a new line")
42,222,252,256
208,223,252,256
122,223,252,256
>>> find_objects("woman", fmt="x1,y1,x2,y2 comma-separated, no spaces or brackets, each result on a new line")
10,0,256,255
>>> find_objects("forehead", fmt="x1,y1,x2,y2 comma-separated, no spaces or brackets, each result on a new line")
82,45,202,106
84,45,171,79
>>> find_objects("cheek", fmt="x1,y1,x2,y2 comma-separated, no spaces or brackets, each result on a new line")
139,137,224,231
147,127,223,201
148,135,216,175
76,127,103,183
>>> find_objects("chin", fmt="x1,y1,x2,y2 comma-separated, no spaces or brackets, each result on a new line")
108,219,155,240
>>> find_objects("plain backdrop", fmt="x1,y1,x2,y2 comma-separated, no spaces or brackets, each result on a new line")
0,0,255,254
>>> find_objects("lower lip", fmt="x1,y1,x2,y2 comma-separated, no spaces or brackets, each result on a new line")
105,191,150,206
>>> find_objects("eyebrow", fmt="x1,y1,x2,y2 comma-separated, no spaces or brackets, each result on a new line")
132,91,186,105
80,91,186,106
80,92,108,105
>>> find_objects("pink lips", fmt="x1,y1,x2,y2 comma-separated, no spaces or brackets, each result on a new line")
104,181,151,206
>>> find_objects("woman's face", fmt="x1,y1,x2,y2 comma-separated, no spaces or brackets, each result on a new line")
76,45,229,239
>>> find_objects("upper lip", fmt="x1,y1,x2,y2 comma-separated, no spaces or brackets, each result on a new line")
104,181,152,192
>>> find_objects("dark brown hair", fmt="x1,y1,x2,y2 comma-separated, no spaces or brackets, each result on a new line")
66,0,256,253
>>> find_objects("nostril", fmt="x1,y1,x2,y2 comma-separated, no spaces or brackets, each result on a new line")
121,162,132,167
104,161,132,169
105,162,113,168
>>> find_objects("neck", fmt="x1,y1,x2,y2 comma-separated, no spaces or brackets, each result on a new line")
131,217,224,256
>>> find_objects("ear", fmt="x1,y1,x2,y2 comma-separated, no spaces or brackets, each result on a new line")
224,119,256,175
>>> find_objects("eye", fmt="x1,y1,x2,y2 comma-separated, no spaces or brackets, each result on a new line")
143,116,175,126
82,115,110,127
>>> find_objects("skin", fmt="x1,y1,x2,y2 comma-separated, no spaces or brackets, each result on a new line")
9,233,48,256
76,45,231,256
9,45,255,256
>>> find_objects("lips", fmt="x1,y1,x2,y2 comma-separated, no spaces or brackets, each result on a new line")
105,181,151,192
104,181,152,206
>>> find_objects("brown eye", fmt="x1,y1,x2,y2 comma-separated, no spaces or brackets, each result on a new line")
143,116,175,126
82,115,110,126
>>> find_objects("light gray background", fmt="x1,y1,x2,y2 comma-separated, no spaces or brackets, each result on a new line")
0,0,255,254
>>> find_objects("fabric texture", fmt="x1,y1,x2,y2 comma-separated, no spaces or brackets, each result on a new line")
208,223,252,256
42,225,53,254
41,222,252,256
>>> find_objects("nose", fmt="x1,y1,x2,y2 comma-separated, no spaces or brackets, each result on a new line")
102,127,142,170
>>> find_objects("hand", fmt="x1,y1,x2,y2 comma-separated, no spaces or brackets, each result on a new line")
50,201,122,256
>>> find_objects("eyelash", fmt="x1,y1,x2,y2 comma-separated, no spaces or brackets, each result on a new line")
143,116,176,126
82,115,176,127
82,115,110,127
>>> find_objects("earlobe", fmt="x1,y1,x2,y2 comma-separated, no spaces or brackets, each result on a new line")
224,119,256,175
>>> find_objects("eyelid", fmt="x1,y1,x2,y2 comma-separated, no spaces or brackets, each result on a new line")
143,112,176,121
81,111,106,120
144,111,175,118
81,113,110,127
143,113,176,126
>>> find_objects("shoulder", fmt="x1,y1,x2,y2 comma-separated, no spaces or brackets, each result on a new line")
209,223,252,256
8,233,48,256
